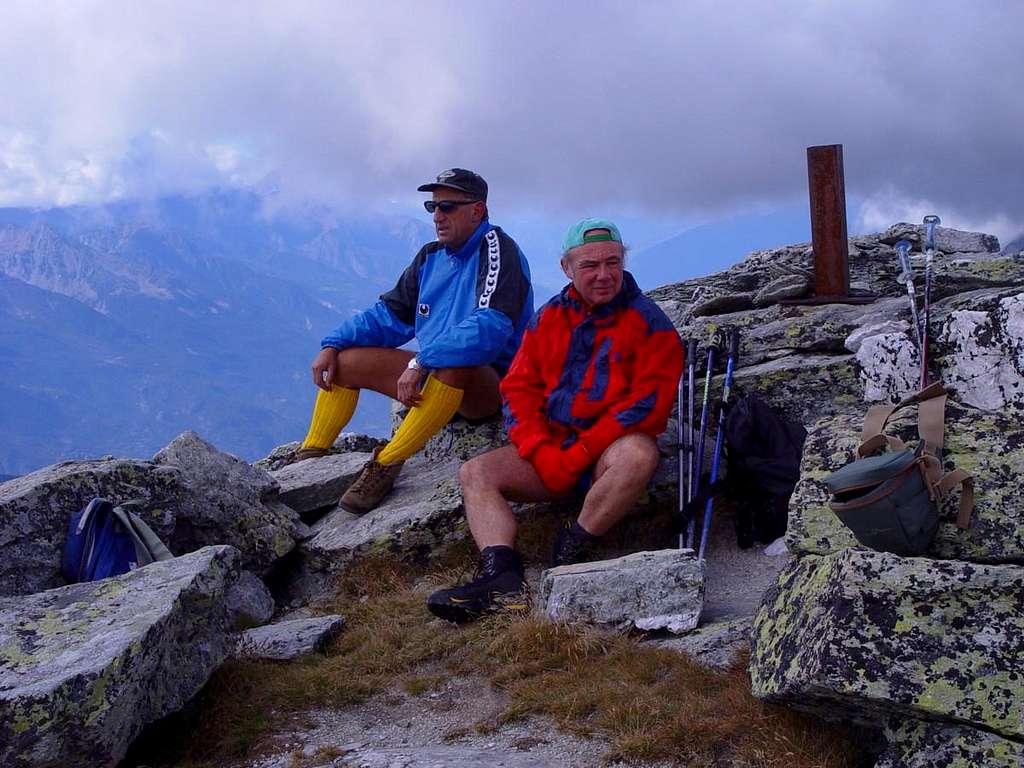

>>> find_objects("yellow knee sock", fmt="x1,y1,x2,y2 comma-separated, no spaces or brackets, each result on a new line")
301,386,359,450
377,376,463,465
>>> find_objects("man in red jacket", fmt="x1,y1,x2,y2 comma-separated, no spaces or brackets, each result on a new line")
428,217,684,623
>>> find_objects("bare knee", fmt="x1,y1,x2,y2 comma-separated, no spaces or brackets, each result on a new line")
458,455,489,492
604,434,659,479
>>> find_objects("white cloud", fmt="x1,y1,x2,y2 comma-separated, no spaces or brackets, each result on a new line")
0,1,1021,230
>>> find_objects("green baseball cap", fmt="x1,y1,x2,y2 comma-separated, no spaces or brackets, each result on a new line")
562,217,622,252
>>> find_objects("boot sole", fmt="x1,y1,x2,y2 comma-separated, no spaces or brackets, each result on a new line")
426,596,530,625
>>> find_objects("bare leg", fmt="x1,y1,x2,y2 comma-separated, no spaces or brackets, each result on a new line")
331,348,501,418
576,433,660,536
459,445,566,549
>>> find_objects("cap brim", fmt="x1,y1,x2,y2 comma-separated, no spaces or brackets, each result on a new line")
417,182,472,194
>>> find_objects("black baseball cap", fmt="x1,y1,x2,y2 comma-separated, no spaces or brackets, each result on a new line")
417,168,488,201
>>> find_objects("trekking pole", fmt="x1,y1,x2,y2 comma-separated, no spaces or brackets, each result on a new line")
686,329,723,550
698,329,740,560
920,215,941,389
685,337,698,506
894,239,923,355
676,339,689,548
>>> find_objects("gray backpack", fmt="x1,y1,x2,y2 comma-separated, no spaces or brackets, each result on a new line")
824,383,974,556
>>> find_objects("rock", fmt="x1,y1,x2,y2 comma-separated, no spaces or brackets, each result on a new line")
876,718,1024,767
753,273,812,307
270,452,370,515
940,290,1024,411
881,222,1001,254
843,320,911,354
236,615,345,660
691,289,754,318
749,549,1024,738
855,331,919,403
652,616,750,670
788,401,1024,562
539,549,705,633
0,458,180,597
225,569,275,629
289,454,466,599
254,433,386,472
153,431,305,574
0,546,240,768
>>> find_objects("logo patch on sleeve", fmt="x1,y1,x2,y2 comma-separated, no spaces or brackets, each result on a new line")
418,303,430,317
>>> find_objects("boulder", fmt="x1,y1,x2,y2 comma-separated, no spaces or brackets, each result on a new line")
787,402,1024,563
749,549,1024,739
876,718,1024,768
0,546,240,768
0,459,180,597
236,615,345,660
254,433,386,472
269,452,370,515
880,222,1001,254
225,569,275,629
539,549,704,633
753,272,812,307
289,454,466,599
153,431,306,574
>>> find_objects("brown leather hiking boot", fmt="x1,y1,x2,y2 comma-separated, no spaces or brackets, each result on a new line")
282,446,329,466
339,447,403,514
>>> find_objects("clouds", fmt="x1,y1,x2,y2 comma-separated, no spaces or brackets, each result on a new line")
1,1,1021,234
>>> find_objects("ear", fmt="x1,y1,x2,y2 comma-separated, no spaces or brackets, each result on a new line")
560,254,573,280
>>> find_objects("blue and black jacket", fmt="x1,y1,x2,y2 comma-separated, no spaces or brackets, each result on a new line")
321,220,533,372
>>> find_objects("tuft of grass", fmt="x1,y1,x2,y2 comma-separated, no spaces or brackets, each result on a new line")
128,553,867,768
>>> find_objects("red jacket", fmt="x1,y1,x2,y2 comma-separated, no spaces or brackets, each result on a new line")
502,272,684,493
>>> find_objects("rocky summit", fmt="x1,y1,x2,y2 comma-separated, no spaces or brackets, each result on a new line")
0,223,1021,766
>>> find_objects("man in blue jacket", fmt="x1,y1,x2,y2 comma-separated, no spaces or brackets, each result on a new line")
293,169,534,514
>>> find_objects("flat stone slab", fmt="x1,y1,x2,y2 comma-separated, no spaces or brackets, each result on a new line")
653,616,751,670
269,452,370,514
237,615,345,660
749,548,1024,739
540,549,705,633
876,718,1024,768
0,546,240,768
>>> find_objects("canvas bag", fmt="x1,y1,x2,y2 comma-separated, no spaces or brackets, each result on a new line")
61,497,173,583
824,382,974,556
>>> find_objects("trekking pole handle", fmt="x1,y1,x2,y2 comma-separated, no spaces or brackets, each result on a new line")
923,215,940,252
687,338,697,362
708,327,725,352
728,328,740,361
895,239,913,281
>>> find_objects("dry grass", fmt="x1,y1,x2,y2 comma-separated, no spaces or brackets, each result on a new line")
129,555,866,768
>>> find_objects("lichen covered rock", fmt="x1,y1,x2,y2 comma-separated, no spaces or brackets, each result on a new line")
0,459,180,597
0,546,240,768
788,402,1024,562
749,549,1024,738
876,718,1024,767
153,430,305,573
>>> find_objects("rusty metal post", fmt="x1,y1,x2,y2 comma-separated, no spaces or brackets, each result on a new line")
807,144,850,298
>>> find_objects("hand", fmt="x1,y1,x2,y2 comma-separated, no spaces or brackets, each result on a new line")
396,367,425,408
531,444,580,496
311,348,339,392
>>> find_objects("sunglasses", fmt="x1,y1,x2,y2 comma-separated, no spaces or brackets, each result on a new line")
424,200,479,214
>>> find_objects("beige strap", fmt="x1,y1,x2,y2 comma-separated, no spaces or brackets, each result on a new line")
862,404,896,444
917,392,947,453
938,469,975,529
857,433,906,458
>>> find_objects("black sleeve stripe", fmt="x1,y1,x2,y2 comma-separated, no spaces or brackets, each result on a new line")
474,229,530,321
380,244,434,326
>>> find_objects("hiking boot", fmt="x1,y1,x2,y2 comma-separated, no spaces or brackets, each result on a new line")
551,520,597,567
427,546,529,624
282,446,329,466
338,447,403,514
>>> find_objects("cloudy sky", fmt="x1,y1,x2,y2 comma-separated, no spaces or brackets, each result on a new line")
2,1,1022,242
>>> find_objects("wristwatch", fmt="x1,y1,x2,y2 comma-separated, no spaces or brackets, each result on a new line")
407,357,424,371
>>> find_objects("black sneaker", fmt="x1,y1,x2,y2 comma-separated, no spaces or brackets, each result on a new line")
551,520,597,567
427,546,528,624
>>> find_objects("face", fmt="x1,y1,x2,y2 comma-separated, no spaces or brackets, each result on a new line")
431,190,485,249
562,236,625,307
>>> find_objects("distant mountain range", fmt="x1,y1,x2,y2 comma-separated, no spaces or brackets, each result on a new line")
1003,234,1024,254
0,191,433,474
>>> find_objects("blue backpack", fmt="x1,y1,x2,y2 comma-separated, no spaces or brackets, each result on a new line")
61,497,173,583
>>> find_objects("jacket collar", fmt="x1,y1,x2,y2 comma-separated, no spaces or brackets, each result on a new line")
446,218,492,258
